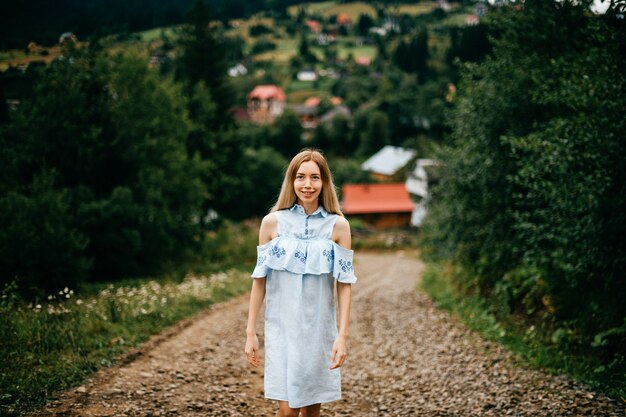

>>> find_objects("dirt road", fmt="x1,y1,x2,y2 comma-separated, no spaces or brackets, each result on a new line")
33,252,624,416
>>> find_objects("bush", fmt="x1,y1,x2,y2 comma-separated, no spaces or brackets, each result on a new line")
421,0,626,356
0,48,206,295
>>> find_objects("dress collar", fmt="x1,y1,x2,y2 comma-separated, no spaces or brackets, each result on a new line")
290,203,328,217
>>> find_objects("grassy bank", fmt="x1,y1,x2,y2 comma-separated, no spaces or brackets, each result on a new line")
0,270,252,416
420,261,626,401
0,221,259,416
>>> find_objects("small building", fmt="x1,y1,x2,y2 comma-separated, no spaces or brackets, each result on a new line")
336,13,352,26
465,14,479,26
405,159,443,227
318,105,351,126
59,32,77,44
228,63,248,77
361,146,417,182
342,183,415,229
354,56,371,66
305,20,322,33
297,69,318,81
247,85,286,124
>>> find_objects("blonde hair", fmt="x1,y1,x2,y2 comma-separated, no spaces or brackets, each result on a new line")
271,149,343,216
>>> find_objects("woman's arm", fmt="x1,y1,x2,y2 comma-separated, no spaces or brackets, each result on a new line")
331,216,353,369
244,214,276,367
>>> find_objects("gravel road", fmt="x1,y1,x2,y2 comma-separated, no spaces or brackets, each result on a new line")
33,252,624,416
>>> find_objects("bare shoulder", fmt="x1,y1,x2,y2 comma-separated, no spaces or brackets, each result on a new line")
333,215,350,232
261,212,278,228
259,212,278,244
332,215,352,249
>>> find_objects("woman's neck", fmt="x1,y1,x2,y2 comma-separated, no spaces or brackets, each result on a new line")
297,200,319,215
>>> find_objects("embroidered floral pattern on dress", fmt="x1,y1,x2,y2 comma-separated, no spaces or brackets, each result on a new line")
294,250,307,263
271,245,287,258
257,255,266,266
338,259,353,272
322,249,334,262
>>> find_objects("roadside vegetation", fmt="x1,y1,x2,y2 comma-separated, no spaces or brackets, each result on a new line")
1,0,624,414
420,0,626,399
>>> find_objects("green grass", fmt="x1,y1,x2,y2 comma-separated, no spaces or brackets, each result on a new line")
396,3,439,16
420,261,626,400
138,25,181,42
0,270,252,416
0,221,259,416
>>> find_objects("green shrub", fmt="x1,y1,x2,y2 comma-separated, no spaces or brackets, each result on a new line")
421,0,626,363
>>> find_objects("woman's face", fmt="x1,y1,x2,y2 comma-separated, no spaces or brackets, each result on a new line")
294,160,322,206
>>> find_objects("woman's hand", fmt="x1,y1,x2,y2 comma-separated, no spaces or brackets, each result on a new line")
330,335,347,369
245,334,260,368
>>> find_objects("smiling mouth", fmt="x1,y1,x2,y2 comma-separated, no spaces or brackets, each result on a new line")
301,191,315,196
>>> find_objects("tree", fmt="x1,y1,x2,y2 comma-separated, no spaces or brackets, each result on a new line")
357,13,375,36
269,110,303,158
0,48,207,294
422,0,626,358
298,33,317,63
393,29,429,77
357,110,390,157
176,0,234,126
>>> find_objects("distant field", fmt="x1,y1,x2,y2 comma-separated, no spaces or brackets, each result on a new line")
226,17,278,44
252,36,299,62
139,25,181,42
288,1,443,20
397,3,439,15
288,1,376,21
0,46,62,71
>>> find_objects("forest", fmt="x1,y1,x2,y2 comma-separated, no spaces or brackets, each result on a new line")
0,0,624,414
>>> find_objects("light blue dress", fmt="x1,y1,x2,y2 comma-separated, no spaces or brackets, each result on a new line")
251,203,357,408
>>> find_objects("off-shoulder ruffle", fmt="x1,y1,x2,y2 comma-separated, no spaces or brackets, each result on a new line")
251,236,357,284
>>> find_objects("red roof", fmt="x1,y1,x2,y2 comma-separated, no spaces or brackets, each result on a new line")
342,183,415,214
305,20,321,32
304,96,320,107
248,85,286,101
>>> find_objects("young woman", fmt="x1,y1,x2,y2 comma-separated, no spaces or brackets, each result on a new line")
245,149,356,417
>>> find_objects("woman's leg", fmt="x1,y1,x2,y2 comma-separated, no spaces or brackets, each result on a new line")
300,403,321,417
276,400,301,417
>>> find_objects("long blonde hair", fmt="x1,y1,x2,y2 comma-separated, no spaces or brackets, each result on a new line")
271,149,343,216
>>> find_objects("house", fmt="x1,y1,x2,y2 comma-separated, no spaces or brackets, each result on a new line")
475,3,488,17
297,69,318,81
59,32,77,44
361,146,417,182
293,104,318,129
465,14,479,25
247,85,286,124
232,107,250,123
405,159,443,227
354,56,371,66
318,105,351,125
336,13,352,26
228,63,248,77
305,20,322,33
342,183,415,228
304,96,320,107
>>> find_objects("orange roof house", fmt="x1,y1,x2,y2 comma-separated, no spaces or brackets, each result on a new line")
336,13,352,26
305,19,322,33
342,183,415,228
247,85,286,124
